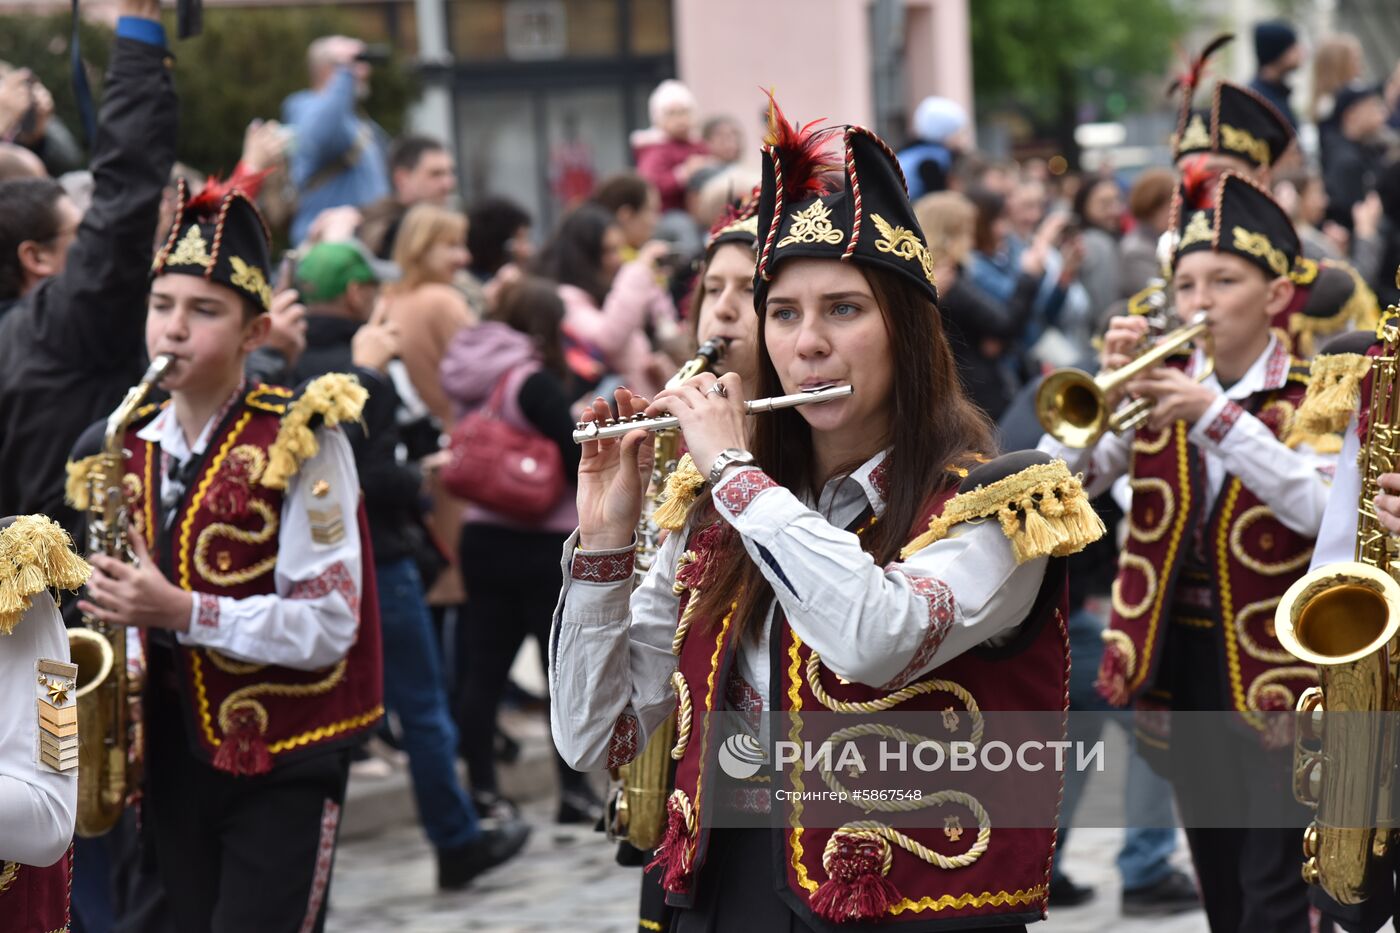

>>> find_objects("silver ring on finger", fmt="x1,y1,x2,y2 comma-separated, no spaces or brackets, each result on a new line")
707,382,728,398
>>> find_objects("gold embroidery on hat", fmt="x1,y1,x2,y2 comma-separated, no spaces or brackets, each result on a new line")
1179,211,1213,250
167,225,214,270
776,201,844,248
1177,113,1210,153
872,214,937,286
229,257,273,309
716,215,759,240
1220,123,1271,166
1232,227,1289,277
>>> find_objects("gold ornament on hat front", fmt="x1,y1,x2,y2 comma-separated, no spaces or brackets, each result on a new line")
776,201,845,248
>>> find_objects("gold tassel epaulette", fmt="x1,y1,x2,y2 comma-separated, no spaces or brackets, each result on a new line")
262,373,368,490
900,458,1105,564
653,454,707,531
1292,352,1371,437
0,515,91,635
64,455,103,512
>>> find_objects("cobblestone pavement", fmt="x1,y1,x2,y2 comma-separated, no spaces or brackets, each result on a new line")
326,805,1211,933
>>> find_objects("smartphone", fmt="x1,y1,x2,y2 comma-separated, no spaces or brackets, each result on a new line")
355,44,392,65
277,250,300,292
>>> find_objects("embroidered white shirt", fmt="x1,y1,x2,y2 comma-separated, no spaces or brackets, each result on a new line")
0,594,76,866
1310,416,1363,569
548,450,1049,773
1039,335,1337,536
135,397,363,671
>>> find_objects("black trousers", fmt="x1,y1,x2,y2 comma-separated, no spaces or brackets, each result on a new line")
146,684,351,933
1159,622,1323,933
457,523,587,797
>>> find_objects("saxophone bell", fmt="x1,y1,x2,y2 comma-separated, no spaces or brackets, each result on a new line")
1275,303,1400,903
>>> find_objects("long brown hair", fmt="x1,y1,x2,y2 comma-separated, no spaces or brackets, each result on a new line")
490,275,568,379
687,263,995,641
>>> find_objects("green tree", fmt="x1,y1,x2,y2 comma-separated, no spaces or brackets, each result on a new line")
165,6,419,176
0,9,418,175
970,0,1191,164
0,13,113,146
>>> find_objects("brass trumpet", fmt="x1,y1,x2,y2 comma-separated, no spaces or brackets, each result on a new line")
1036,312,1213,448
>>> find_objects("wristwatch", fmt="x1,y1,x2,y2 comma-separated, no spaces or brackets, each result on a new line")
708,448,756,485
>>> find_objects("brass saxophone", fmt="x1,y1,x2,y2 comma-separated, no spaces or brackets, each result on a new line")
611,338,726,850
1276,304,1400,904
72,354,172,837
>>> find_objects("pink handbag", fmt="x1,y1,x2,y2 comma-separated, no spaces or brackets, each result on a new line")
441,366,565,522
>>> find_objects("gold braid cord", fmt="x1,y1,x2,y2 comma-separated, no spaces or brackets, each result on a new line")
805,652,984,737
804,651,992,877
216,659,348,742
194,499,280,587
670,551,700,655
825,807,991,875
0,516,91,634
0,860,16,894
900,461,1104,563
669,670,693,760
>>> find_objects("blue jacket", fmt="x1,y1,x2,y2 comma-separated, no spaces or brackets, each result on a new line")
281,68,389,244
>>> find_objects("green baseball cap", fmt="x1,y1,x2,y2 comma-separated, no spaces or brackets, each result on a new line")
293,240,397,303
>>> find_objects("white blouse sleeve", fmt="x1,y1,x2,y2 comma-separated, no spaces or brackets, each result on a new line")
0,596,76,866
708,468,1048,690
549,528,686,773
1310,416,1362,570
1189,396,1338,536
176,427,363,671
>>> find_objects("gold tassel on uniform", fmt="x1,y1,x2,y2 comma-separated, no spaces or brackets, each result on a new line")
0,515,91,635
262,374,368,490
652,454,707,531
1292,353,1371,437
900,460,1105,564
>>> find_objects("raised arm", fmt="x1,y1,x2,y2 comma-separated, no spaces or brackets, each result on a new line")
29,0,177,364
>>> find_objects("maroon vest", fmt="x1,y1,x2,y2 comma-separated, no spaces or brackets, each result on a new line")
126,385,383,775
0,850,69,933
651,486,1070,929
1098,355,1319,734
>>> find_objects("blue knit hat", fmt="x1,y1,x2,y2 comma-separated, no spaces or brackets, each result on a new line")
1254,20,1298,68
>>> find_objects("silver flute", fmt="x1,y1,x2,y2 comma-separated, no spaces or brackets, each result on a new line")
572,384,853,443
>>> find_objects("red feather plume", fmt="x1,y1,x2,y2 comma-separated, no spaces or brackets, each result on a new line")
1180,155,1219,210
184,164,272,219
1167,33,1234,100
762,90,841,200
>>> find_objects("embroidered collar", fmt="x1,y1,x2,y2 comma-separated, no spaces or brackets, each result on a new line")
1191,334,1289,400
813,449,891,520
136,376,248,463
